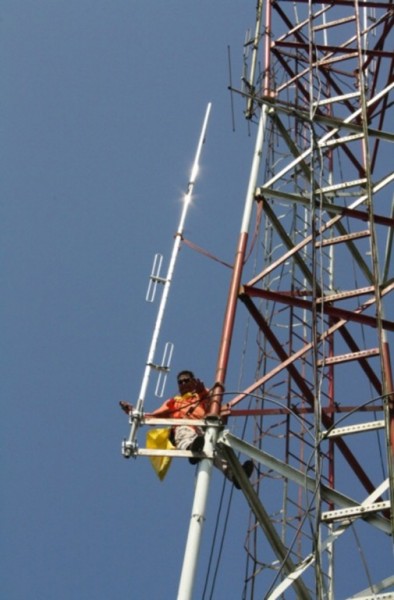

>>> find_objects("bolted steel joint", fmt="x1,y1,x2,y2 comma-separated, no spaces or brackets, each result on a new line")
122,439,138,459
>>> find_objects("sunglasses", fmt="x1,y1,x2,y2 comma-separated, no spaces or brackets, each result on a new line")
178,377,192,385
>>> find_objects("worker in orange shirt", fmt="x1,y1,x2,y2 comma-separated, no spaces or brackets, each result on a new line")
120,370,253,488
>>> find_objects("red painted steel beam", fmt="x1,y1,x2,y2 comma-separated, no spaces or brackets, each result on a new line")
275,0,392,8
210,232,249,417
241,284,394,332
234,293,381,497
225,405,384,417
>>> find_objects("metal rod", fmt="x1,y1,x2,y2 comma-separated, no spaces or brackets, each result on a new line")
123,102,212,456
176,13,272,598
177,438,215,600
178,26,273,600
210,102,269,417
211,0,272,416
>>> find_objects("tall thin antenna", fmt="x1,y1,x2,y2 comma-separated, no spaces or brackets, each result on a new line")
227,45,236,132
122,102,212,458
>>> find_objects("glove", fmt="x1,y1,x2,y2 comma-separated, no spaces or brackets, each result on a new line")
194,379,205,394
119,401,133,415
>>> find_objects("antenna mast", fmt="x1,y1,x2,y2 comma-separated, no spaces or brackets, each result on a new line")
122,102,212,457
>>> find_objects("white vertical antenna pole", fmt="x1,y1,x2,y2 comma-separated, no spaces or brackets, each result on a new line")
123,102,212,456
178,82,269,600
177,436,215,600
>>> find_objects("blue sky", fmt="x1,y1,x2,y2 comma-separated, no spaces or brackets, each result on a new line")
2,2,260,598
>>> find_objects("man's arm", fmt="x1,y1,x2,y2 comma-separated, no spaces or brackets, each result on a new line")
119,399,172,417
146,401,172,418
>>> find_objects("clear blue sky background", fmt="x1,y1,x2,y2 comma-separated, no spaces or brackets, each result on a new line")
2,2,261,598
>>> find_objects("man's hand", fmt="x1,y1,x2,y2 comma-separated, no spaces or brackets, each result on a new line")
194,379,205,394
119,401,133,415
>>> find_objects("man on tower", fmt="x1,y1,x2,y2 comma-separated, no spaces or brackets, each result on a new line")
120,370,253,487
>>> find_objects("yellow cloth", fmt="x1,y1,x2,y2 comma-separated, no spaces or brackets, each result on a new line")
146,428,175,480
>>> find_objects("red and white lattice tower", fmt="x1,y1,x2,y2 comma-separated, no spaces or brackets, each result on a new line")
214,1,394,597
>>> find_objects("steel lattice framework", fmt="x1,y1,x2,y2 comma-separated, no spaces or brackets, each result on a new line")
217,1,394,598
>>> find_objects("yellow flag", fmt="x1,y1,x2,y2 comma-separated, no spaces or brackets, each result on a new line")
146,428,175,480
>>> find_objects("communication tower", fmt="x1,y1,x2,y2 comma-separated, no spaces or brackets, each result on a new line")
220,0,394,597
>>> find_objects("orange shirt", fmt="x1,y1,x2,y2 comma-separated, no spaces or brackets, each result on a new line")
163,390,209,420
